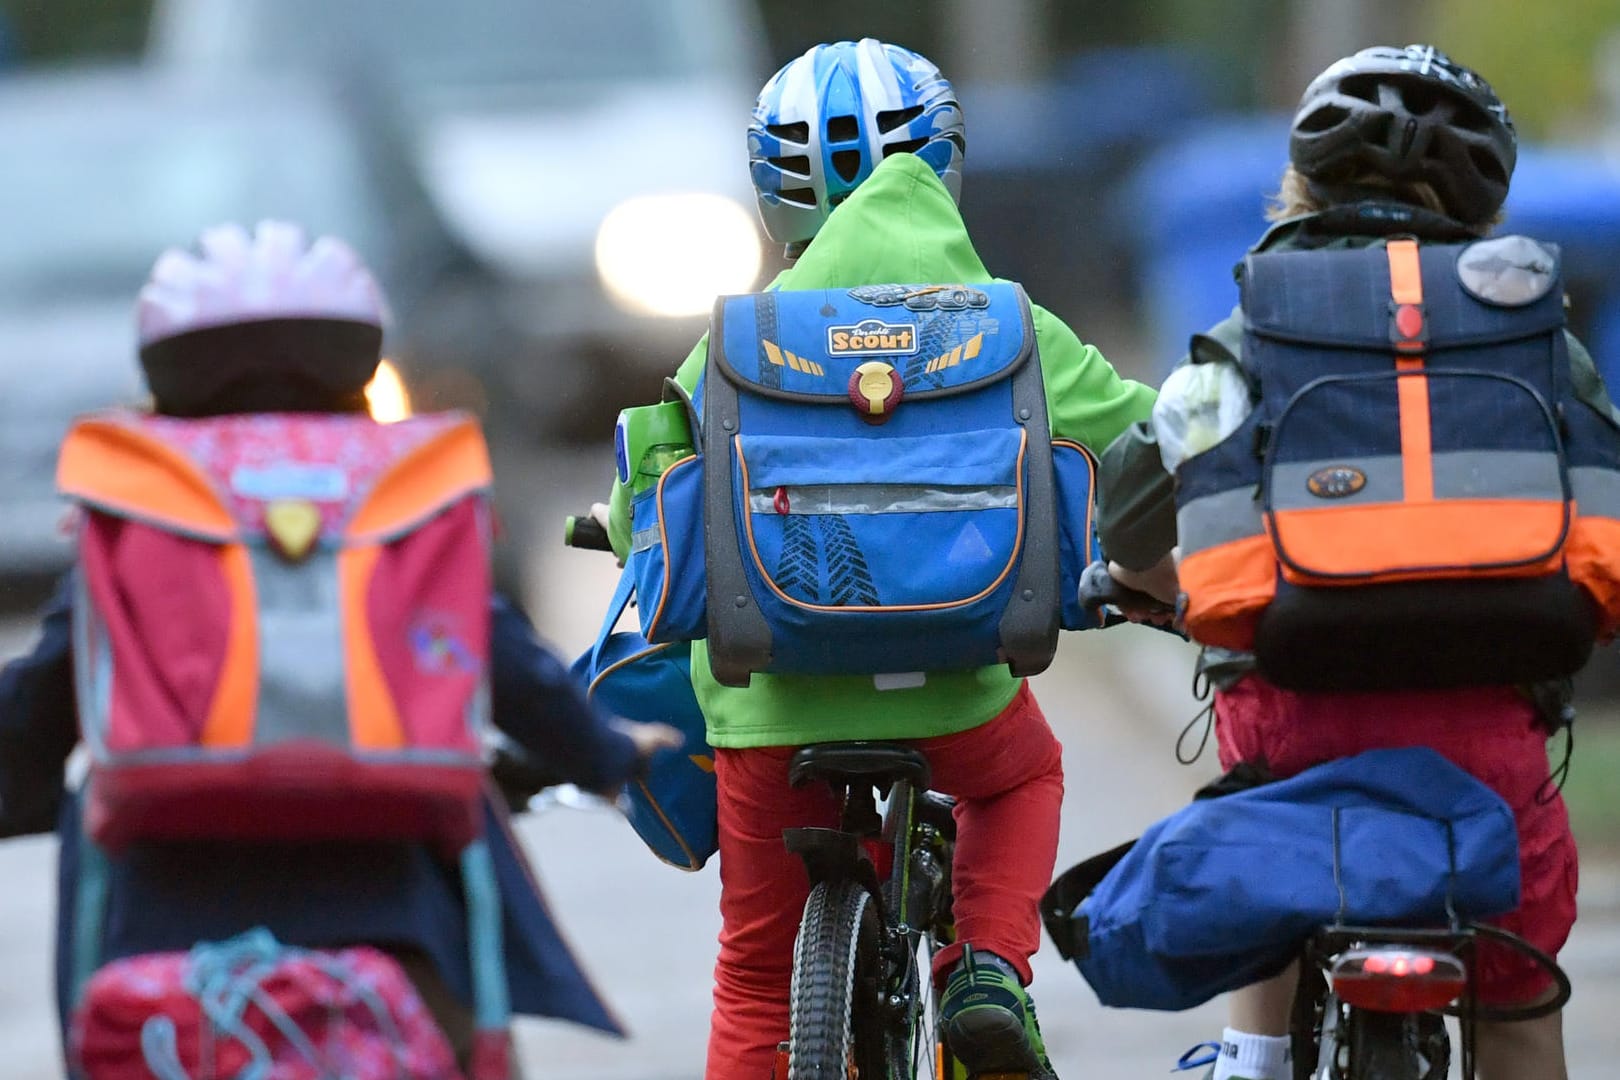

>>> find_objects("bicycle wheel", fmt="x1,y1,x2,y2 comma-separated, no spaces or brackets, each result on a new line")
902,935,958,1080
789,879,887,1079
1348,1010,1449,1080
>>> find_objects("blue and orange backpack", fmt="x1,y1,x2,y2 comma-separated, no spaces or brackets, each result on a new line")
1174,235,1620,690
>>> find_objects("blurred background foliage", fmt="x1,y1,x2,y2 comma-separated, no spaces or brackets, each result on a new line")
1428,0,1616,138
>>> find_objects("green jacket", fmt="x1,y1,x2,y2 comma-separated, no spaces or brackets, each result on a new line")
1097,206,1619,573
609,153,1155,748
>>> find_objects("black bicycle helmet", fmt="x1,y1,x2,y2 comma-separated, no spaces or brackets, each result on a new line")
1290,44,1516,225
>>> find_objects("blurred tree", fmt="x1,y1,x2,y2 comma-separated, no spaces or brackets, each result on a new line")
0,0,151,61
1428,0,1617,139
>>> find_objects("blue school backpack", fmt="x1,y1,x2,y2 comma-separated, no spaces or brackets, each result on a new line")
627,283,1102,687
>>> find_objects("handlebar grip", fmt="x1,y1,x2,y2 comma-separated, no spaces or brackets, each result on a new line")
1077,560,1176,616
564,513,613,552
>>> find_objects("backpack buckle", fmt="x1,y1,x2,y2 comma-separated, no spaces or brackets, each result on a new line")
1389,300,1428,355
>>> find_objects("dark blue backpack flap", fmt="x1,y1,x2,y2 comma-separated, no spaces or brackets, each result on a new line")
715,284,1031,402
1242,239,1566,352
1065,748,1520,1012
572,570,716,871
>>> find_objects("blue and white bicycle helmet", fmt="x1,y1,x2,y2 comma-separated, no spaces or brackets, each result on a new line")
748,38,965,252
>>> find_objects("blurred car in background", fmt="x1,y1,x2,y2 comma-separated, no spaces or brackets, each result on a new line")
0,65,514,596
147,0,774,438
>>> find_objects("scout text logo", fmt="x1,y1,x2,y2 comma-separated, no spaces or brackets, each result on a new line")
828,319,919,356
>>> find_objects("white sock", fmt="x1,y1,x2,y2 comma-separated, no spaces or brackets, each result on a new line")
1211,1028,1292,1080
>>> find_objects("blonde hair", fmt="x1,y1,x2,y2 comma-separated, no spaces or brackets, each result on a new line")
1266,165,1499,235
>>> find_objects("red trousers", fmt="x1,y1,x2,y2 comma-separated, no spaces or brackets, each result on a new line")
704,683,1063,1080
1216,678,1579,1007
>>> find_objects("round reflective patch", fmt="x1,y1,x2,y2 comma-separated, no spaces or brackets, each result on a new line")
1306,465,1367,499
1457,235,1558,307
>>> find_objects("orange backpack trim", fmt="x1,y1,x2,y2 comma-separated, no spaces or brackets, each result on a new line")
58,418,237,540
347,418,493,542
199,543,260,749
1272,500,1568,584
1177,534,1274,649
339,544,407,751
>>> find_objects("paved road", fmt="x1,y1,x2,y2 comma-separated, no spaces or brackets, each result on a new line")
0,448,1615,1076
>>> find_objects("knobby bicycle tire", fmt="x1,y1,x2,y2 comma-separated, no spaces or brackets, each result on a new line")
1348,1010,1448,1080
789,880,886,1080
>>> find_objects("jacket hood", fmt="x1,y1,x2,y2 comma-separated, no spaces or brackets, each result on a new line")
775,153,991,289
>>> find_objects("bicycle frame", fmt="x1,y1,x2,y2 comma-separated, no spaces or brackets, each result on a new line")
1294,921,1571,1080
783,771,958,1080
1295,925,1479,1080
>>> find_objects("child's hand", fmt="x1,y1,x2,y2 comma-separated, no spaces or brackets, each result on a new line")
1106,550,1180,604
613,719,685,763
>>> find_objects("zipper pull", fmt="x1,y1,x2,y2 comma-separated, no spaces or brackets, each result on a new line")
773,486,791,515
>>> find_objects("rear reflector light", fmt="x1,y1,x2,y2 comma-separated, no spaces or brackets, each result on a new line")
1330,947,1467,1013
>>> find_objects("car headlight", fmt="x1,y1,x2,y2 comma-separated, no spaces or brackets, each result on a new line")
595,194,763,317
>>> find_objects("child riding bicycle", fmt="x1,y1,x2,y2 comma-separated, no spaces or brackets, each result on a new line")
1098,45,1610,1080
0,221,679,1077
599,38,1156,1080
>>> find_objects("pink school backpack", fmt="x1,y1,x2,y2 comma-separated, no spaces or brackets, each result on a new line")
71,930,464,1080
56,409,495,854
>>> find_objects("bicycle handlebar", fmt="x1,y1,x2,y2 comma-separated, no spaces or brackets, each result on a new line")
1077,560,1176,617
563,512,613,552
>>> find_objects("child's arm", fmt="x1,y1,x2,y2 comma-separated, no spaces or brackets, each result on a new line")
1033,304,1158,455
488,593,662,794
0,573,79,838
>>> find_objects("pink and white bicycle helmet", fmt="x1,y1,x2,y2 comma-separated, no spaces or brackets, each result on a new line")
137,221,390,414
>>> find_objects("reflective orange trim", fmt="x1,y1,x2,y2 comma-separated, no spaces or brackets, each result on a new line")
1387,239,1423,304
347,419,492,541
737,430,1028,613
199,542,259,748
339,545,405,749
1396,368,1434,501
1386,240,1434,502
1567,517,1620,634
1178,536,1275,650
58,418,235,538
1271,500,1566,583
644,455,701,641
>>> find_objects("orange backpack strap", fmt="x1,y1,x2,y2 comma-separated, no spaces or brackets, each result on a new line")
1386,239,1434,502
58,414,237,540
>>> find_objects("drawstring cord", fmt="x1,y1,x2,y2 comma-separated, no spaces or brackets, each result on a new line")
1177,665,1215,766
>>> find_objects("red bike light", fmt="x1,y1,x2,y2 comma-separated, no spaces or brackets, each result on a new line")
1330,947,1467,1013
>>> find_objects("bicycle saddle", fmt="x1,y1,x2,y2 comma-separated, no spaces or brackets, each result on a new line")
788,742,931,793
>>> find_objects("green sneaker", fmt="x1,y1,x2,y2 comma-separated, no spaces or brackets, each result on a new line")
938,946,1057,1079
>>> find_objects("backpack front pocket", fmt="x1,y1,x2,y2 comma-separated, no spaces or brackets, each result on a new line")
733,428,1027,612
1265,370,1571,584
1052,439,1103,629
630,454,707,642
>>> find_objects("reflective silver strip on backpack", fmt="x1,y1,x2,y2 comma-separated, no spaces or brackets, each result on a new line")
745,483,1018,516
